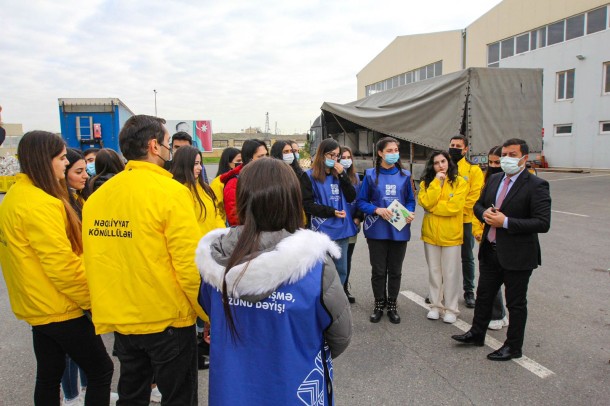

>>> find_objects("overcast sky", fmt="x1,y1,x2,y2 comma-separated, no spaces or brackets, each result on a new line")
1,0,502,134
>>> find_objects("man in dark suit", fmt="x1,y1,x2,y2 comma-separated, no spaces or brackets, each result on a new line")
451,138,551,361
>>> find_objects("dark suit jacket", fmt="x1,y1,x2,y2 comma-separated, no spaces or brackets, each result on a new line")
474,170,551,271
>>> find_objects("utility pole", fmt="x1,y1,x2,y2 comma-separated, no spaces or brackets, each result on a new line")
153,89,158,116
264,112,271,138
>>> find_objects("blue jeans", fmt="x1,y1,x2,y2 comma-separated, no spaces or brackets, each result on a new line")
61,356,88,400
461,222,476,293
332,238,349,285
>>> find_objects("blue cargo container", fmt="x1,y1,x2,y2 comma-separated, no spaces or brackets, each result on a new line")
58,98,134,152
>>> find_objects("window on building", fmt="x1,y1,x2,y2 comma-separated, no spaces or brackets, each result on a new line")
385,78,393,90
604,62,610,94
406,71,413,84
426,64,434,79
418,67,427,81
501,37,514,59
392,76,399,88
434,61,442,76
556,69,575,100
554,124,573,136
600,121,610,135
587,6,608,34
538,27,547,48
548,20,565,45
488,42,500,65
566,14,585,40
530,30,538,50
515,33,529,54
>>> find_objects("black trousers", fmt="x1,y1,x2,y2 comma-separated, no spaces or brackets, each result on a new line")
345,242,356,285
367,239,408,300
32,315,113,406
471,242,533,350
113,324,198,406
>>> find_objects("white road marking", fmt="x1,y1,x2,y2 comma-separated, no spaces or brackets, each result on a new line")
401,290,555,379
546,174,610,182
551,210,589,217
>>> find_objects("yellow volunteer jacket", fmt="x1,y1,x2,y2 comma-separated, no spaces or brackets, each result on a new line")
418,176,468,246
82,160,208,335
0,174,89,326
193,183,226,236
457,158,484,224
210,175,227,222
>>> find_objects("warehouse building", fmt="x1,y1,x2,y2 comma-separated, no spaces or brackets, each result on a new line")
357,0,610,168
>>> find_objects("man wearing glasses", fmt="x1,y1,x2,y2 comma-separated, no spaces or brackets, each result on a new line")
83,115,207,404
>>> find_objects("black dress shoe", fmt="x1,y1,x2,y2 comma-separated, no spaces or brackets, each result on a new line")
487,345,522,361
464,292,476,308
198,354,210,370
344,288,356,304
451,331,485,346
387,309,401,324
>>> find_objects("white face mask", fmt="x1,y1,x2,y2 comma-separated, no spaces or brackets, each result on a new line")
339,158,352,169
500,156,524,175
282,153,295,165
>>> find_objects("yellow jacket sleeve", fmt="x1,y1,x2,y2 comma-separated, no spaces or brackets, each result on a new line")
418,179,442,211
472,217,484,242
433,177,468,217
464,164,484,213
165,188,209,322
25,201,90,310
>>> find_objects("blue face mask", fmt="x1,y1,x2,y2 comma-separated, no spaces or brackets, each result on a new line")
86,162,96,176
384,153,400,165
294,152,300,160
325,158,336,168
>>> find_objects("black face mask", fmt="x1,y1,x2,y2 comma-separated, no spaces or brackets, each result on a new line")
163,160,172,171
488,166,503,175
448,148,463,163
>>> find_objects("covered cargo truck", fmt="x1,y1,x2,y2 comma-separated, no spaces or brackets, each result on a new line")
310,67,543,179
58,98,134,152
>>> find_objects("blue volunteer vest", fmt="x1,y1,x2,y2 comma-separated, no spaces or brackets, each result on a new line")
307,170,358,240
199,261,335,406
362,168,413,241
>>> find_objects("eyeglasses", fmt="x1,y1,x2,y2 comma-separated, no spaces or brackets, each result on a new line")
325,152,339,159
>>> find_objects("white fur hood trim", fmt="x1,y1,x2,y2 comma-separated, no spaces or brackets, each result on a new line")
195,228,340,298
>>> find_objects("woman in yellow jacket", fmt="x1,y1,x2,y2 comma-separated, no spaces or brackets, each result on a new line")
418,150,467,324
0,131,113,405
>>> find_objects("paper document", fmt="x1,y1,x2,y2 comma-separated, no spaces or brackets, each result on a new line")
386,199,412,231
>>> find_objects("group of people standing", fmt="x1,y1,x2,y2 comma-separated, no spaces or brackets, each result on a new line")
0,112,550,405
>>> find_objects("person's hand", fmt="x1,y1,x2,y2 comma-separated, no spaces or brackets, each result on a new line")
375,207,393,221
334,210,346,218
203,321,211,344
483,207,506,228
405,213,415,224
353,218,361,227
436,171,446,186
474,233,482,242
334,161,344,174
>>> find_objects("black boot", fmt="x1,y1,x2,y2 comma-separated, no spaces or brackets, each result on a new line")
370,299,385,323
344,284,355,304
386,299,401,324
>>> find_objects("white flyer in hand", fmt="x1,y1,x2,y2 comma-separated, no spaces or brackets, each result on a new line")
386,199,411,231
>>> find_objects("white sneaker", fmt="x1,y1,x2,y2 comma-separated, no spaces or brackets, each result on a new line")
150,386,162,403
443,313,457,324
427,310,439,320
62,396,82,406
488,319,503,330
110,392,119,405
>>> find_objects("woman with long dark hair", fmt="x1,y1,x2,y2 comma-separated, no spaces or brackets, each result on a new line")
171,146,225,235
196,158,351,405
301,138,357,289
210,147,241,224
221,139,268,226
0,131,113,405
340,145,363,303
89,148,125,193
356,137,416,324
418,150,467,324
270,140,303,177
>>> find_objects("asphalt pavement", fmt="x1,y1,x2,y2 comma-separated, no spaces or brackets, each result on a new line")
0,169,609,405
